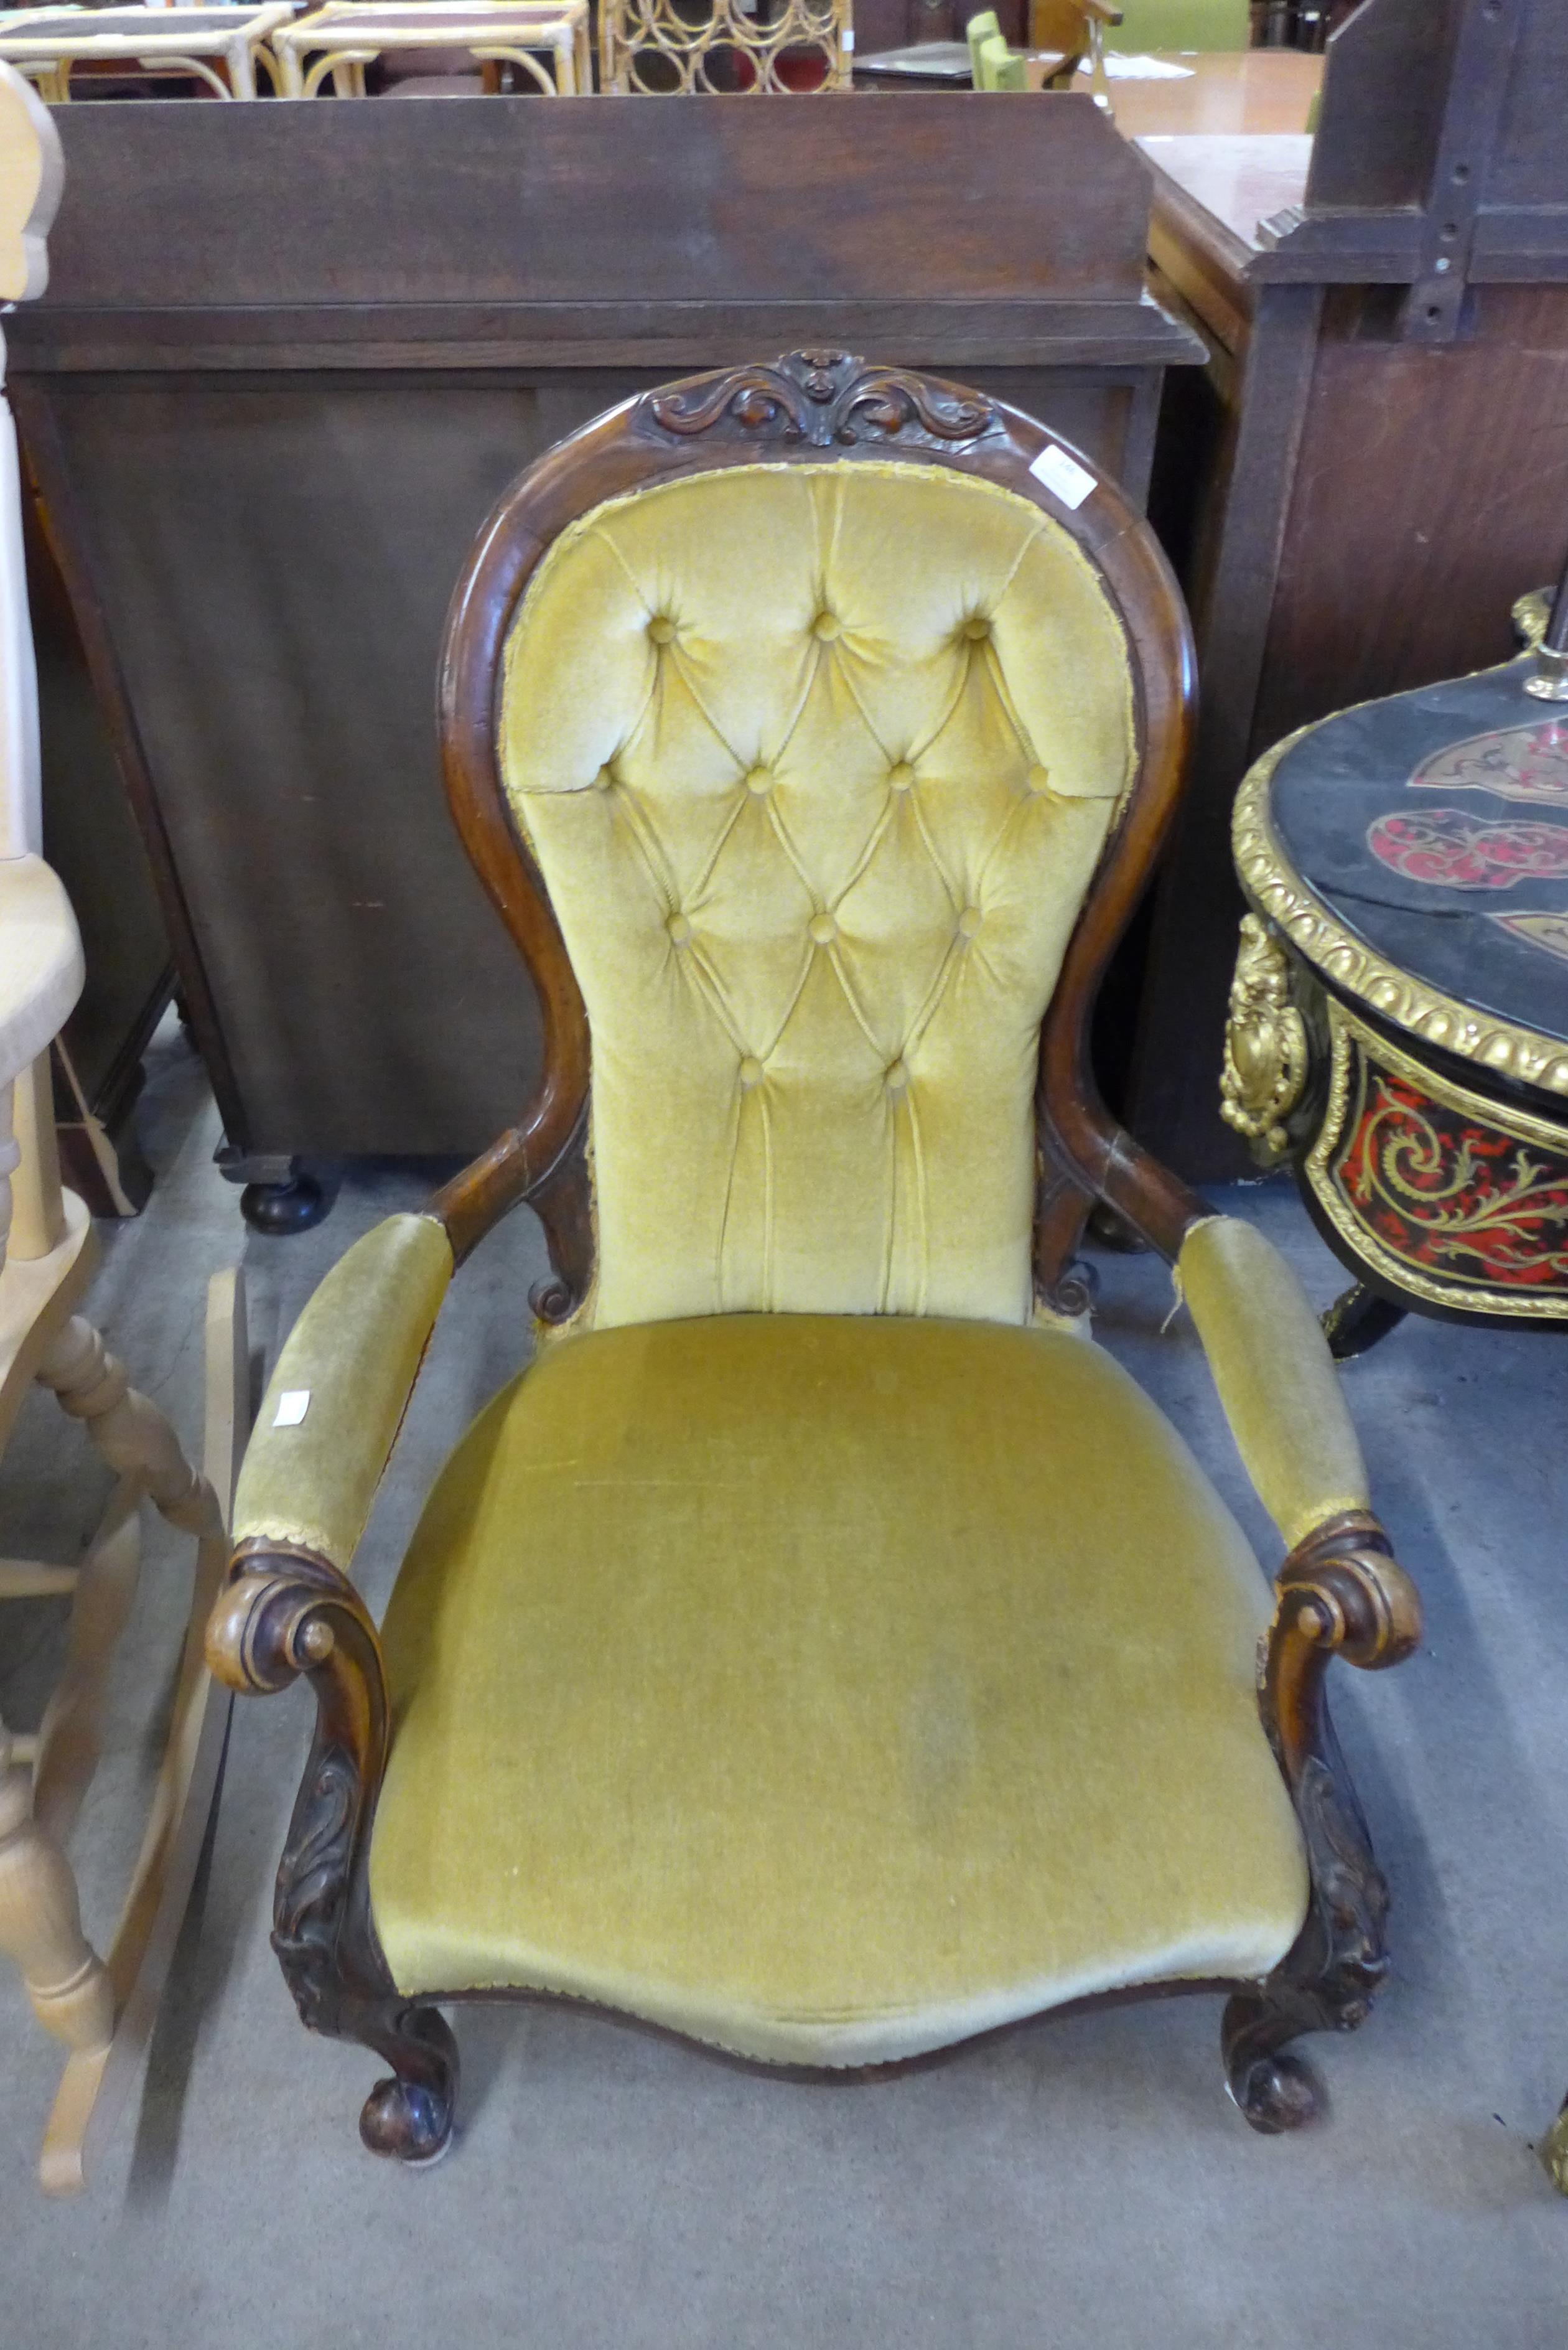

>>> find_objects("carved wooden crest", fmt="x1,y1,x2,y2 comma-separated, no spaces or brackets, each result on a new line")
647,350,999,452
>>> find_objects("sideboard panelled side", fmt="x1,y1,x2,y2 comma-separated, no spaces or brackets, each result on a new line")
1127,0,1568,1178
9,96,1200,1207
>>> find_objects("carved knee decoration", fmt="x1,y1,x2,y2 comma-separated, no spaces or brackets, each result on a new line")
207,1548,458,2163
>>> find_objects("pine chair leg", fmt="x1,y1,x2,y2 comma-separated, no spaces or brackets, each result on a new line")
358,2000,460,2164
35,1314,223,1542
0,1722,113,2054
39,1269,250,2197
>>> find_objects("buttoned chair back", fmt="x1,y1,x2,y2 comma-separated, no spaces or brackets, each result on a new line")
439,351,1194,1336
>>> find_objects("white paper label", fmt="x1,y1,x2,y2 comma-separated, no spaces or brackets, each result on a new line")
1029,444,1096,510
842,25,854,48
273,1390,311,1428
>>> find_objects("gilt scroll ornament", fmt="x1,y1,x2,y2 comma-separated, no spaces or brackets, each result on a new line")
1233,744,1568,1096
1220,914,1310,1161
1305,1006,1568,1318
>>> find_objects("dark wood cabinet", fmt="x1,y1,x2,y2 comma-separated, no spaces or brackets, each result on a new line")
12,93,1197,1223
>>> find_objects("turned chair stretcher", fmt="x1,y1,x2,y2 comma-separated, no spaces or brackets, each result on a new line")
208,349,1417,2165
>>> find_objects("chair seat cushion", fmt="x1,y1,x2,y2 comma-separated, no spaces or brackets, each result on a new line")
0,854,83,1084
369,1314,1308,2066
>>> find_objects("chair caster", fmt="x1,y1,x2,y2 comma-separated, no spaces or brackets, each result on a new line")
1226,2048,1322,2135
360,2074,455,2166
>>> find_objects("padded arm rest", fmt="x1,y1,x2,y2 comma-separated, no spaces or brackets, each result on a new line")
233,1212,454,1573
1177,1215,1369,1552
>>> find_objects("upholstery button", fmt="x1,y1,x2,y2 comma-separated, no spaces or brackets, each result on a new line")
811,611,841,642
888,761,915,793
885,1059,909,1094
963,616,991,641
666,912,692,947
1025,764,1052,797
738,1056,764,1090
808,913,838,947
958,906,984,939
744,765,773,797
648,616,676,645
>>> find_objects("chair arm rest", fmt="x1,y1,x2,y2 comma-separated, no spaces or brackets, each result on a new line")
232,1212,453,1574
1177,1214,1368,1552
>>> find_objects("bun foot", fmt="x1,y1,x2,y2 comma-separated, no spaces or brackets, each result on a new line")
240,1171,330,1235
1226,2048,1322,2135
360,2074,454,2165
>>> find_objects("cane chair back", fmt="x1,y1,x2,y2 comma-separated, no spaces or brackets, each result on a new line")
598,0,850,93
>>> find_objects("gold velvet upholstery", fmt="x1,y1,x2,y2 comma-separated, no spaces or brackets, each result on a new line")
368,1313,1309,2063
1178,1215,1370,1551
498,462,1135,1332
234,1212,453,1569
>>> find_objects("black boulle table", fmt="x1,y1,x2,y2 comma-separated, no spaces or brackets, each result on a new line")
1223,599,1568,1354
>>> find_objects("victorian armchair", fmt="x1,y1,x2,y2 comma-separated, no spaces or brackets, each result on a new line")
208,351,1418,2167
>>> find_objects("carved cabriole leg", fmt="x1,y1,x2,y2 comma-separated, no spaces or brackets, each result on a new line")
0,1716,112,2053
35,1314,222,1540
205,1545,458,2163
1224,1510,1421,2133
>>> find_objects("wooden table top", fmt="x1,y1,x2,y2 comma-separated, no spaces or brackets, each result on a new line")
1139,131,1313,256
1024,47,1321,139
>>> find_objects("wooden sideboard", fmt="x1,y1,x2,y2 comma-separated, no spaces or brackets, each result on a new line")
9,93,1200,1227
1125,0,1568,1176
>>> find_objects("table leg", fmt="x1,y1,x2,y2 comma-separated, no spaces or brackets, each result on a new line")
1322,1281,1408,1362
227,35,256,99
